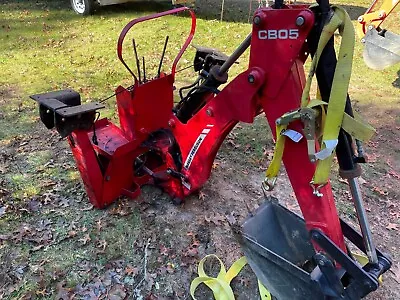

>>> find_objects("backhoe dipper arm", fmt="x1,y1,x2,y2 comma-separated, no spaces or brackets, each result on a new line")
357,0,400,35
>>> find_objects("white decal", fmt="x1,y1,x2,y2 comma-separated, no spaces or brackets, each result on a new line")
184,127,212,169
182,180,191,190
258,29,299,40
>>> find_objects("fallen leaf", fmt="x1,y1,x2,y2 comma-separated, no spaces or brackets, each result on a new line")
358,177,367,185
227,139,236,147
372,186,388,196
225,212,237,225
386,223,398,231
388,170,400,180
79,234,91,245
125,265,139,276
239,277,252,287
212,162,220,169
30,245,44,252
205,213,225,225
110,203,131,216
389,211,400,219
166,262,175,274
160,245,169,256
186,247,198,257
58,198,70,208
191,239,200,248
96,239,107,251
55,282,74,300
81,204,94,211
0,234,10,241
42,193,54,205
35,289,47,297
145,293,158,300
198,191,207,201
68,230,77,238
13,225,34,243
96,218,104,232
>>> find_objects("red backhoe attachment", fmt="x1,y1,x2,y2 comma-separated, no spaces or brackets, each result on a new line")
31,3,392,299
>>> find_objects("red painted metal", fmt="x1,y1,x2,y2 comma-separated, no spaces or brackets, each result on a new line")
117,6,196,83
65,6,346,253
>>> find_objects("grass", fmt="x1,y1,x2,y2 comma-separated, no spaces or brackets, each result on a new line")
0,0,399,298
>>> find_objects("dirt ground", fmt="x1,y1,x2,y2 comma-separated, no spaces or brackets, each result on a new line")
1,94,399,299
1,1,400,299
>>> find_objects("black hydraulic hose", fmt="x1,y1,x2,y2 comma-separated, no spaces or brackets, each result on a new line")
176,34,252,123
308,6,357,172
218,33,252,76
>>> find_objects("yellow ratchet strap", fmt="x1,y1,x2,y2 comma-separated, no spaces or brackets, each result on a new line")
264,124,287,185
312,6,354,185
265,6,375,186
190,255,271,300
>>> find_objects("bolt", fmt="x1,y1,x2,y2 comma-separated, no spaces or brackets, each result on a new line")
105,175,111,181
357,16,364,22
296,16,305,27
248,74,255,84
319,260,325,266
168,119,175,128
368,25,374,31
312,232,320,240
378,12,384,18
253,15,262,25
361,38,366,43
206,108,213,117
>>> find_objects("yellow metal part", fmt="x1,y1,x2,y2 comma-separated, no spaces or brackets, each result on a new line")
357,0,400,38
352,253,383,283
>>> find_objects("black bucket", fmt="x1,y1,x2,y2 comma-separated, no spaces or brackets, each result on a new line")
241,198,325,300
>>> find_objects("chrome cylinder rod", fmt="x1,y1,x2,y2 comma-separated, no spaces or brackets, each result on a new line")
348,177,379,265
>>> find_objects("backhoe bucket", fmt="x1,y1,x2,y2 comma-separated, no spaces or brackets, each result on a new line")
363,27,400,70
241,199,325,300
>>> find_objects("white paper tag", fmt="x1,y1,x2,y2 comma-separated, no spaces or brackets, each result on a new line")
315,139,338,160
182,180,191,190
282,129,303,143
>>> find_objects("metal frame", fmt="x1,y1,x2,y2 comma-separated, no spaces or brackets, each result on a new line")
32,4,392,298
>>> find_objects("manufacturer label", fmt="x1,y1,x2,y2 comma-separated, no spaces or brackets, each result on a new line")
183,125,213,170
258,29,299,40
282,129,303,143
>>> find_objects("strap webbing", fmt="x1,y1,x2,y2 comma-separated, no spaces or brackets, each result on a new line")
312,6,354,184
265,6,374,186
190,255,271,300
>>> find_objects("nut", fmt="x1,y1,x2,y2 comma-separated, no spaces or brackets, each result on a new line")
253,15,262,25
296,16,305,27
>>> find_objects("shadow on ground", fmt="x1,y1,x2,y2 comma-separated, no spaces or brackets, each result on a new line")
392,70,400,88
